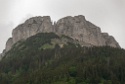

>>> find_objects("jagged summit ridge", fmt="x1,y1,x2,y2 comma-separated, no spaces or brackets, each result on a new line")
1,15,120,58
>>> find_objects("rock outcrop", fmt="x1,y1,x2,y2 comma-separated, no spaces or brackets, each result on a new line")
55,16,119,47
6,38,13,52
12,16,53,44
0,15,120,59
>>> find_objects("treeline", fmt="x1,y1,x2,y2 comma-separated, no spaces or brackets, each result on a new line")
0,33,125,84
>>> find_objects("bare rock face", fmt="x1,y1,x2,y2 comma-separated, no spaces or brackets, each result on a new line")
0,38,13,60
102,33,120,47
55,15,120,47
1,15,120,59
11,15,120,48
12,16,53,44
5,38,13,52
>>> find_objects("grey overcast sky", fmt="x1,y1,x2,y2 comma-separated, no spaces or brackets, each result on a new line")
0,0,125,53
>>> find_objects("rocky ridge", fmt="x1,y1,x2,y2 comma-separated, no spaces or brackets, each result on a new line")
0,15,120,59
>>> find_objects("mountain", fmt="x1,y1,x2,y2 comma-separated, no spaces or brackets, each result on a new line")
0,15,124,84
0,32,125,84
0,15,120,59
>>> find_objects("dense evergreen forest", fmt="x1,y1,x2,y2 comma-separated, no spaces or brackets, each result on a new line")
0,33,125,84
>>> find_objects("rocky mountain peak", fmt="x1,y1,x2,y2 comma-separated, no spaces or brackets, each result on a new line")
55,15,120,48
12,16,53,44
0,15,120,59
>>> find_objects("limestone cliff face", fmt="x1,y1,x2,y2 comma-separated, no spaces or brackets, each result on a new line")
102,33,120,47
55,15,119,47
2,15,120,57
5,38,13,52
12,16,53,44
0,38,13,60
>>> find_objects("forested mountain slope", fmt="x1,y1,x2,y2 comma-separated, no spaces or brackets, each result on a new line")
0,33,125,84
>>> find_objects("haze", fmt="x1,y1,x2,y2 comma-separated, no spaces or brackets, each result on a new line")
0,0,125,53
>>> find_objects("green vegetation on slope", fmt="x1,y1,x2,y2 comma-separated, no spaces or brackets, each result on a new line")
0,33,125,84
